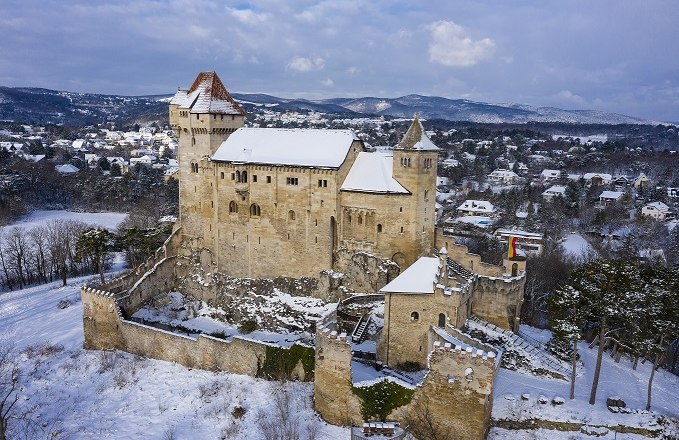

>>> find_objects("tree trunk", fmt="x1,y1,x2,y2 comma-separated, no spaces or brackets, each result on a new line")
0,416,6,440
647,352,660,411
99,256,105,284
589,320,606,405
633,356,639,370
570,338,577,400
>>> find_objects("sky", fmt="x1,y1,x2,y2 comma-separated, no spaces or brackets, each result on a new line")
1,0,678,122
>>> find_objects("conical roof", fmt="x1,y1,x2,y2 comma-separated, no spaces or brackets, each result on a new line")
396,116,439,151
170,71,245,115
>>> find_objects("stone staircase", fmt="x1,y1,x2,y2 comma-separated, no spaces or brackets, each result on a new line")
468,315,572,379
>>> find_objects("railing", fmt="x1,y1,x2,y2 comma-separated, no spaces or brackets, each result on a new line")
351,427,408,440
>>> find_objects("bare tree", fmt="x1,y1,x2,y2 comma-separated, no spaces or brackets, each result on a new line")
4,227,29,288
403,398,454,440
0,345,19,440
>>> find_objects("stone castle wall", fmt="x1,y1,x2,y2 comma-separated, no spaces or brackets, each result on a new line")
471,274,526,331
434,228,505,277
81,286,309,379
314,321,498,440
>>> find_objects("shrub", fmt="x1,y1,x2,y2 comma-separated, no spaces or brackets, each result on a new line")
239,319,257,334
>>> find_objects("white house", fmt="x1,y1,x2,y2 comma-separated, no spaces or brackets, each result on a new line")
542,185,566,200
634,173,650,189
456,200,495,216
598,190,624,206
488,169,519,185
540,169,561,182
494,228,545,255
641,202,670,220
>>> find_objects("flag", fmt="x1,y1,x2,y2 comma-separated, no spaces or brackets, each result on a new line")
508,236,517,259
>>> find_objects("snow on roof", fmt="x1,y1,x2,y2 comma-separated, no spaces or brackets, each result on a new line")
380,257,439,294
540,169,561,178
457,199,495,213
55,164,79,174
396,117,439,151
599,190,623,199
489,169,518,178
212,128,358,168
645,201,670,212
170,71,245,115
455,216,493,228
543,185,566,195
495,228,543,239
341,151,409,194
584,172,612,181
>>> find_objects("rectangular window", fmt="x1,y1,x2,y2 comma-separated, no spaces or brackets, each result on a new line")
253,175,258,182
267,176,272,183
231,173,235,180
286,177,299,185
318,179,327,187
220,172,224,179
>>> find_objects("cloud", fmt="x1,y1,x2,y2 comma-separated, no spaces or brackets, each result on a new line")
427,20,495,67
228,7,267,25
286,56,325,72
552,90,588,107
320,78,334,87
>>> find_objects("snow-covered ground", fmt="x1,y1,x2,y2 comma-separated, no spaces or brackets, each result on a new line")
493,335,679,437
12,209,128,230
0,277,347,439
559,232,593,259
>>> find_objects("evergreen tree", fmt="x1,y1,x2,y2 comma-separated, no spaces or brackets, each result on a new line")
75,228,119,283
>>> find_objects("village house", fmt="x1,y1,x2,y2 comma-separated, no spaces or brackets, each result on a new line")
542,185,566,200
641,201,670,220
634,172,650,190
540,169,561,182
487,168,519,185
598,190,624,207
456,199,495,216
493,228,544,255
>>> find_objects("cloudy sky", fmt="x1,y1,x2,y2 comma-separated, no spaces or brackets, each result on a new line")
1,0,678,121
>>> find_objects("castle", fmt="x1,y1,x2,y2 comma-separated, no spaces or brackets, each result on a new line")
81,72,527,439
169,71,437,279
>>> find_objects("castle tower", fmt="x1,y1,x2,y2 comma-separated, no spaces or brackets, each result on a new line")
169,72,245,242
391,116,439,266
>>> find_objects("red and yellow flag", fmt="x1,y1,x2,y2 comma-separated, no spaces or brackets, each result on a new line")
508,236,517,259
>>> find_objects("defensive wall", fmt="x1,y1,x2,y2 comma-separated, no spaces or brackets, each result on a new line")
314,315,499,440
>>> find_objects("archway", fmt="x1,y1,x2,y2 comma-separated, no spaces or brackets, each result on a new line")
392,252,406,270
438,313,446,328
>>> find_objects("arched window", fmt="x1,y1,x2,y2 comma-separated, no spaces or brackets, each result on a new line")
229,201,238,213
410,311,419,321
242,170,248,183
407,158,411,167
512,263,518,277
236,170,241,183
377,224,383,233
438,313,446,328
250,204,261,217
358,215,363,225
288,210,296,221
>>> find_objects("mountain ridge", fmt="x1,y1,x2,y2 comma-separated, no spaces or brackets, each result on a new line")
0,86,670,126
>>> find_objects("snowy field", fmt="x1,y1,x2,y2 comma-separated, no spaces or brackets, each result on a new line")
559,233,593,259
10,209,128,230
0,277,347,440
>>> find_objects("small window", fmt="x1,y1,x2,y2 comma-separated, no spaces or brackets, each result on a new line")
288,210,296,221
236,171,241,182
358,215,363,225
399,207,403,212
267,176,272,183
377,224,383,233
229,201,238,213
348,215,352,224
220,172,225,179
286,177,299,185
424,190,429,200
231,173,235,180
411,312,419,321
250,204,261,217
242,171,248,183
438,313,446,328
196,114,199,120
253,175,257,183
400,226,404,233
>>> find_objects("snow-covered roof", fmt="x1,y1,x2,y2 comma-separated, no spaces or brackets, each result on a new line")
495,228,543,239
455,216,493,228
396,117,439,151
540,169,561,178
380,257,439,294
584,172,612,182
55,164,79,174
212,128,358,168
644,201,670,213
341,151,409,194
489,169,518,178
170,71,245,115
543,185,566,196
457,199,495,214
599,190,623,200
